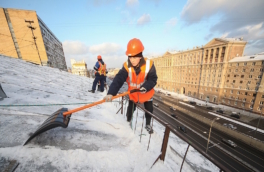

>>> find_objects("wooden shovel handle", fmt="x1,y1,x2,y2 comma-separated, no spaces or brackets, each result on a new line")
63,90,136,116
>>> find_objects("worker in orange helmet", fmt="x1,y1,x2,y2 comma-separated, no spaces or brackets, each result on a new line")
89,55,107,93
104,38,158,134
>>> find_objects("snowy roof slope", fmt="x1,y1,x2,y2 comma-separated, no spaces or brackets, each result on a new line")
0,55,217,171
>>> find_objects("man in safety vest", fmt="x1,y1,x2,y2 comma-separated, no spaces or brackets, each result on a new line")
89,55,107,93
104,38,158,134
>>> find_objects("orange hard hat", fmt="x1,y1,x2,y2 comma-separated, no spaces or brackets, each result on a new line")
97,55,102,59
126,38,144,56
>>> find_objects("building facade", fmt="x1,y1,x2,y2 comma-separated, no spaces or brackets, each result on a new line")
152,38,264,114
0,8,67,70
71,59,89,77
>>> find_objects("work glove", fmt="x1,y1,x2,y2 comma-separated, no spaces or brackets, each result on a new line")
140,87,147,93
104,94,113,102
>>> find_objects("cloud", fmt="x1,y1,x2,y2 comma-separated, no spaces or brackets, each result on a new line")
63,41,126,69
180,0,264,54
137,14,151,26
166,17,177,27
62,41,89,55
126,0,139,7
164,17,177,33
89,43,123,55
205,33,214,41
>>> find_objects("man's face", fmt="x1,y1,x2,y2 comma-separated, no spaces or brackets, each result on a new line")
129,57,141,67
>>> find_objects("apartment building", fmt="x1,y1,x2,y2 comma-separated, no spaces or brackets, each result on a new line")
0,8,67,70
152,38,264,113
222,53,264,113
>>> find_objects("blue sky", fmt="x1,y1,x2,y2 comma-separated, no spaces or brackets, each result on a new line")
1,0,264,68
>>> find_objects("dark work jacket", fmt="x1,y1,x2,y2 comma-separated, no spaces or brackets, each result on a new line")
108,58,158,96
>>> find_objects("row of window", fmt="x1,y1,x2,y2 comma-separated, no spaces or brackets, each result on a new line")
227,75,262,79
229,68,263,72
230,61,264,66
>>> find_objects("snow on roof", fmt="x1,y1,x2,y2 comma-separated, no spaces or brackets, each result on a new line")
0,55,217,171
229,54,264,63
217,37,246,43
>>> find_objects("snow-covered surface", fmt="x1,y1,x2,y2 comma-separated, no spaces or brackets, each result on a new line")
0,55,219,171
209,112,264,133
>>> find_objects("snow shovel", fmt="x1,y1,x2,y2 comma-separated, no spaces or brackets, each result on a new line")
24,89,141,145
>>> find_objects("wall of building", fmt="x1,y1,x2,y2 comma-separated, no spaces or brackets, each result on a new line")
0,8,18,58
38,17,67,70
153,38,264,114
0,8,67,70
5,8,48,64
222,60,264,114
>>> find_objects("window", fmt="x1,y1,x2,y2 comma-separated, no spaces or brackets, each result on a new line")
234,101,237,105
250,69,254,72
260,68,263,72
245,92,248,95
222,99,225,103
252,62,256,66
243,69,246,72
241,75,244,78
250,105,253,109
230,90,233,94
234,75,236,77
260,101,263,105
228,74,230,77
244,62,247,66
243,98,246,102
233,80,236,83
258,75,262,79
240,81,243,84
235,69,238,72
258,107,262,111
227,80,229,82
248,81,251,84
237,91,240,95
242,103,245,107
237,63,239,66
262,95,264,98
249,75,252,78
253,93,256,97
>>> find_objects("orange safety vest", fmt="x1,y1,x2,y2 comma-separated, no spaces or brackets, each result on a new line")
98,61,106,76
123,58,155,103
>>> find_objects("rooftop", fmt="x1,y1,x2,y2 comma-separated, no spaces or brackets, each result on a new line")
229,53,264,63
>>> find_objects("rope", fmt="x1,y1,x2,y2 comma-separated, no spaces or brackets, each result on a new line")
0,101,120,107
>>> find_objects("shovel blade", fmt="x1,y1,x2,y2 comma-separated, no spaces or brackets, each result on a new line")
24,108,71,145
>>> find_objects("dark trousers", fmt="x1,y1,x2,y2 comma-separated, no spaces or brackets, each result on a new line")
126,100,153,125
92,75,105,91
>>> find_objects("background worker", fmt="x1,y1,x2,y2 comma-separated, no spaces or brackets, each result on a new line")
103,38,158,134
89,55,106,93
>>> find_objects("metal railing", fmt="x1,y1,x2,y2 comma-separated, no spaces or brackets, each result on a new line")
115,95,230,172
